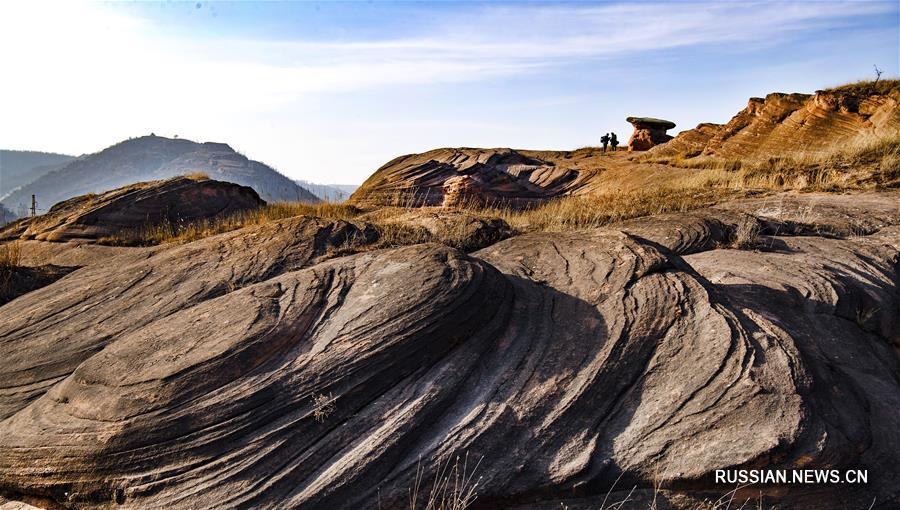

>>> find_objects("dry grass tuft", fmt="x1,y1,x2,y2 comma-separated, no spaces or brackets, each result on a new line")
0,242,21,269
311,392,336,423
408,454,482,510
183,171,211,181
0,242,23,301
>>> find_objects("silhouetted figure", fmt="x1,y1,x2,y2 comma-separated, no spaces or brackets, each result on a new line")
601,133,610,152
610,132,619,151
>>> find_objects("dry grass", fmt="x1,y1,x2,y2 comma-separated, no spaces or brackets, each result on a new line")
0,242,21,269
183,171,211,181
407,454,482,510
485,187,733,232
311,392,336,423
0,242,22,302
640,132,900,192
823,78,899,97
102,200,487,251
101,202,363,246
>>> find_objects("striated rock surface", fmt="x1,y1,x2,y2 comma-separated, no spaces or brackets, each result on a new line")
651,83,900,159
0,216,378,421
626,117,676,151
363,208,514,251
0,177,265,243
0,191,897,509
350,148,596,208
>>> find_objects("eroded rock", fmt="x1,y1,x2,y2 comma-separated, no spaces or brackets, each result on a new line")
350,148,589,209
626,117,676,151
650,86,900,160
367,209,514,251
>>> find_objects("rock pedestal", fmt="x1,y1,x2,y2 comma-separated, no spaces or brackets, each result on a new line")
626,116,676,151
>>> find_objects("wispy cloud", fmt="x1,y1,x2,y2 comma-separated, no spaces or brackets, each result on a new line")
2,1,891,103
0,1,895,182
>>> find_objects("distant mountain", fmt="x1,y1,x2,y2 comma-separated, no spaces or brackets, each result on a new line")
1,135,318,212
0,150,76,198
0,204,15,226
295,181,359,202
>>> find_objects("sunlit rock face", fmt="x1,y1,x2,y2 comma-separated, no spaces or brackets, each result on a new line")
626,117,676,151
649,88,900,160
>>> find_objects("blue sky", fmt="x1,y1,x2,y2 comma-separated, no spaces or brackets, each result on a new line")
1,1,897,184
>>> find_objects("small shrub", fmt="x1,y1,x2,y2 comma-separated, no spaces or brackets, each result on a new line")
312,392,335,423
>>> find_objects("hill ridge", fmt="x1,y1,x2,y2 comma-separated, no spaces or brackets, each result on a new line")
1,135,318,211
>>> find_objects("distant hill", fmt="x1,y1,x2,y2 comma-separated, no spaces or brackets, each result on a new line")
0,150,76,198
1,135,318,212
295,181,359,202
0,204,15,226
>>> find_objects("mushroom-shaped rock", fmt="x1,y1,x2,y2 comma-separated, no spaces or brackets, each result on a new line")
626,116,676,151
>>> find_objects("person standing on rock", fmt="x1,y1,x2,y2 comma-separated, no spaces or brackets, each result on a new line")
601,133,610,152
610,132,619,151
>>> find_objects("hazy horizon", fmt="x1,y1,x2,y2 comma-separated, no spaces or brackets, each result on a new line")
1,0,897,184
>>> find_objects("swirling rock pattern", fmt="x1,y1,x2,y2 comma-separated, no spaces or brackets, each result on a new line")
0,193,898,509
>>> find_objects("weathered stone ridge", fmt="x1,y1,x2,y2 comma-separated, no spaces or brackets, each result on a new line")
651,86,900,159
350,147,591,209
0,192,898,509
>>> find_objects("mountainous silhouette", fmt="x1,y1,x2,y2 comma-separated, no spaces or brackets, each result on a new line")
0,150,75,199
295,180,359,202
1,135,317,212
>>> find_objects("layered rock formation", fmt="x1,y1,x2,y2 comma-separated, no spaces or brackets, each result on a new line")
0,177,264,243
349,148,596,209
361,208,514,251
0,135,318,210
651,83,900,159
0,191,897,509
625,117,676,151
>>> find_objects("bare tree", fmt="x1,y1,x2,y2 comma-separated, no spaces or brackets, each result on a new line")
874,64,883,84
